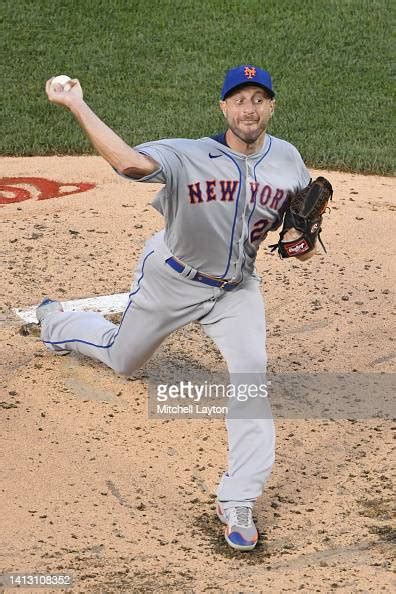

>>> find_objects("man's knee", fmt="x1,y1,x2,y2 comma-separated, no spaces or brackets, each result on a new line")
110,357,140,376
109,347,152,376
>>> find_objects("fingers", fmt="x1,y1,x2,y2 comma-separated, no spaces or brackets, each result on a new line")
45,77,73,99
46,77,64,97
66,79,80,92
45,76,83,107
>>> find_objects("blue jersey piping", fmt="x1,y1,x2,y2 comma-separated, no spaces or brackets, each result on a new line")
246,135,273,236
213,149,242,278
239,136,273,278
42,250,155,349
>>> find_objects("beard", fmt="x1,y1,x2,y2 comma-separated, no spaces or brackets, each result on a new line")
229,119,267,145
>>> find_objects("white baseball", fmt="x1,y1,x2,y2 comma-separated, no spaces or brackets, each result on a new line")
50,75,72,91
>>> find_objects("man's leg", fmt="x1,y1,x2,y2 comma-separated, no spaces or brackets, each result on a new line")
40,236,216,375
200,275,275,548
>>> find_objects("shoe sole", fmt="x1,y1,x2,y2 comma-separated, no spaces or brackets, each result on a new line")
217,503,258,551
224,531,258,551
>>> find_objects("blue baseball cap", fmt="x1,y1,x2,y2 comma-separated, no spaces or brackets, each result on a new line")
221,65,275,100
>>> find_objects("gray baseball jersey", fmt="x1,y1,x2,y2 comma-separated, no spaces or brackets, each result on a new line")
133,134,310,279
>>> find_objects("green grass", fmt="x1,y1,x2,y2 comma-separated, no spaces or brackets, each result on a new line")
0,0,394,174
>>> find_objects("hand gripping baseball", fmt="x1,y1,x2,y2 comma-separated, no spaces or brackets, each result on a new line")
46,76,83,109
270,176,333,258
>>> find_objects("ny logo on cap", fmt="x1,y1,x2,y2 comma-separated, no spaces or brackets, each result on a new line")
244,66,256,79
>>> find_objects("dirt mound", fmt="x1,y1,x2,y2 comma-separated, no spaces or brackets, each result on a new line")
1,157,394,592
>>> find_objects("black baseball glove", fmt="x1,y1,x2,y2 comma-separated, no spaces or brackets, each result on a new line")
270,176,333,258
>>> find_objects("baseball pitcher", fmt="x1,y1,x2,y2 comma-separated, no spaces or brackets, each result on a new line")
40,65,332,551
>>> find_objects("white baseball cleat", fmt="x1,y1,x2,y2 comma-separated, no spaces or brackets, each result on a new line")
216,501,259,551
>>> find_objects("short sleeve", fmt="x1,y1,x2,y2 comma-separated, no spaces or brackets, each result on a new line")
119,139,184,185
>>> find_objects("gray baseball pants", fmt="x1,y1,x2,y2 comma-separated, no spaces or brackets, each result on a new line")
41,231,275,508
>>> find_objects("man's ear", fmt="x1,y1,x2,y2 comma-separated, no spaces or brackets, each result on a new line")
270,98,276,115
219,100,227,118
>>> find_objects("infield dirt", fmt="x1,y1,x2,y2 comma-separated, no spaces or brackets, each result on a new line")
1,157,394,593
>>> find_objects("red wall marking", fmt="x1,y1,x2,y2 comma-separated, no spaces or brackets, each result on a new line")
0,177,96,205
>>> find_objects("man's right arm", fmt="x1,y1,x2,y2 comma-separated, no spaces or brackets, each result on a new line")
45,77,159,178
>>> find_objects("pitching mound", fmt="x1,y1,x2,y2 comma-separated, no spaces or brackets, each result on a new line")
1,157,394,592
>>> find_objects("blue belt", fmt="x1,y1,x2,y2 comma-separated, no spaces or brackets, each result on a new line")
165,257,240,291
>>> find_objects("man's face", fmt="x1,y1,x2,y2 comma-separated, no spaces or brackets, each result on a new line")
220,85,275,145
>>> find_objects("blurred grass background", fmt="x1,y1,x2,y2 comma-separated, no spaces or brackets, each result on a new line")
0,0,394,173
